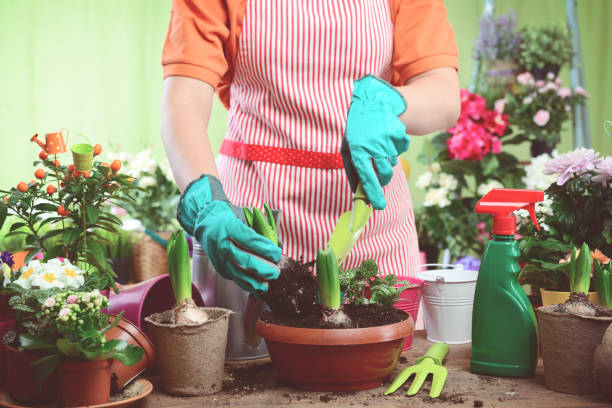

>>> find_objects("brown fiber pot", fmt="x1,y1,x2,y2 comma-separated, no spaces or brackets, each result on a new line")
594,323,612,398
106,314,156,392
145,307,232,396
58,359,112,407
537,305,612,394
4,345,58,405
256,315,414,391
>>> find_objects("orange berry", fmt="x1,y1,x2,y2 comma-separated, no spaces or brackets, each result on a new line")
3,197,8,202
110,160,121,172
83,171,90,178
46,185,56,195
17,182,28,192
67,164,74,172
39,151,48,160
104,183,110,188
126,177,134,184
93,144,102,156
53,160,60,167
34,169,46,179
73,170,81,178
57,205,67,216
101,162,109,168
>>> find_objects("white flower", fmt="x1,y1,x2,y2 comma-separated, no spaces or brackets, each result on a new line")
477,180,504,197
122,218,145,232
564,105,572,112
522,153,557,190
438,173,458,191
139,176,156,188
429,163,441,173
32,271,66,290
523,96,533,105
494,98,506,113
44,297,56,308
547,72,555,80
517,72,534,86
423,188,451,208
416,172,433,189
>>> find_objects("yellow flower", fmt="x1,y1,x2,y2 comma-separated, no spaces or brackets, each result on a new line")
21,268,33,280
64,268,77,278
2,264,11,279
42,273,56,283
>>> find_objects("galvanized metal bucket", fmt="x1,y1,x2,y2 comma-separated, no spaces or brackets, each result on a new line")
191,241,268,360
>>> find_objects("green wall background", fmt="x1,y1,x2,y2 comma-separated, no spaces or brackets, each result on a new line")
0,0,610,205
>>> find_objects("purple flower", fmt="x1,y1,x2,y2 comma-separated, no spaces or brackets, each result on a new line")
0,251,14,268
455,256,481,271
474,10,522,61
544,148,602,186
592,156,612,187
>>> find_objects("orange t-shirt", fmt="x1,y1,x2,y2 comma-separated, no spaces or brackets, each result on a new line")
162,0,459,109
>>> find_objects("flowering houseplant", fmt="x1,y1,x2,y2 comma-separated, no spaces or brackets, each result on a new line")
474,9,522,63
417,89,525,260
108,149,180,232
0,142,136,285
518,148,612,294
503,72,588,154
517,24,574,75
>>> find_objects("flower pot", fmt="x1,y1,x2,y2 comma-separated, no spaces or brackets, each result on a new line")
58,359,111,407
112,257,132,284
594,323,612,398
106,314,156,392
107,274,205,334
145,307,232,396
531,64,561,81
256,316,413,391
536,305,612,394
540,289,599,306
416,264,478,344
4,344,58,404
0,319,14,387
530,140,555,158
393,276,423,350
131,231,171,282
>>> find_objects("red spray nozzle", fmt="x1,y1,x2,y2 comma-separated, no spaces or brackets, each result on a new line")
475,188,545,235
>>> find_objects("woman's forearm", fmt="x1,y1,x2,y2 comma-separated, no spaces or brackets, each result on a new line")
161,76,218,192
396,67,461,136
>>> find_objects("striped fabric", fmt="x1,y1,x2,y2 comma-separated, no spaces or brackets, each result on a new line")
217,0,419,277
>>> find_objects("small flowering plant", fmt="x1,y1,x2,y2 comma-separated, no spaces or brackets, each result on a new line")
518,148,612,294
0,140,137,283
503,72,588,151
3,258,85,290
16,291,143,387
473,9,522,62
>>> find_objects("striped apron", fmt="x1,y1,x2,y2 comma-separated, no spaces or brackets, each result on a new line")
217,0,419,278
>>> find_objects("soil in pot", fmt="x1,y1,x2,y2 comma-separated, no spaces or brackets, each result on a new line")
261,303,408,329
58,359,112,407
145,307,231,396
262,256,318,319
537,294,612,394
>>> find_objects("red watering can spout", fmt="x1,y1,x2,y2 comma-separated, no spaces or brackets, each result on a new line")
30,134,46,151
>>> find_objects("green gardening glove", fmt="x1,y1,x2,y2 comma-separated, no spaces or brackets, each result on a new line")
177,175,281,293
341,75,409,210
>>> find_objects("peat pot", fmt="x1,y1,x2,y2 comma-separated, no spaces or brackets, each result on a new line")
256,316,414,391
537,305,612,394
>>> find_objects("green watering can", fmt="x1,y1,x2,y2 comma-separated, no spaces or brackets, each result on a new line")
384,342,450,399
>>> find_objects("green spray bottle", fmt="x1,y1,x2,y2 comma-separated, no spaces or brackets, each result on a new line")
471,188,544,377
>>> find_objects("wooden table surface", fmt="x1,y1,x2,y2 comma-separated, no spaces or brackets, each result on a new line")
134,331,611,408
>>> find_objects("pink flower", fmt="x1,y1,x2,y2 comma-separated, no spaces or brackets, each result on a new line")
67,295,78,304
574,86,590,98
592,156,612,187
477,222,487,232
535,80,545,88
533,110,550,127
558,87,572,98
544,148,602,185
44,297,55,308
516,72,533,86
58,308,70,320
547,72,556,80
491,137,502,154
494,99,505,113
555,77,562,85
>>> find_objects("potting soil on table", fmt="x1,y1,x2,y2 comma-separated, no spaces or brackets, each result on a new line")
261,304,409,329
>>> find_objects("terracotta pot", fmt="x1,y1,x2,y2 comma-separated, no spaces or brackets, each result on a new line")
4,344,58,404
540,289,599,306
256,315,414,391
106,314,156,392
58,359,112,407
145,307,232,396
0,319,14,387
537,305,612,394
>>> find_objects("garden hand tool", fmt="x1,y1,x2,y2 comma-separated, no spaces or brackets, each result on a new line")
341,75,409,210
384,342,450,398
177,174,281,293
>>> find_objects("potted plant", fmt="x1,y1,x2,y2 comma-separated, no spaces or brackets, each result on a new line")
473,9,522,95
593,260,612,397
109,149,181,282
16,291,144,407
145,230,231,396
503,72,589,155
537,243,612,394
517,24,574,79
518,148,612,304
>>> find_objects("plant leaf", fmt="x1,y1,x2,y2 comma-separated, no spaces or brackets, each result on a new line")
30,353,59,391
86,205,100,224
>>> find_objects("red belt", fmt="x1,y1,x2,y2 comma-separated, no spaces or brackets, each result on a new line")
219,139,344,169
